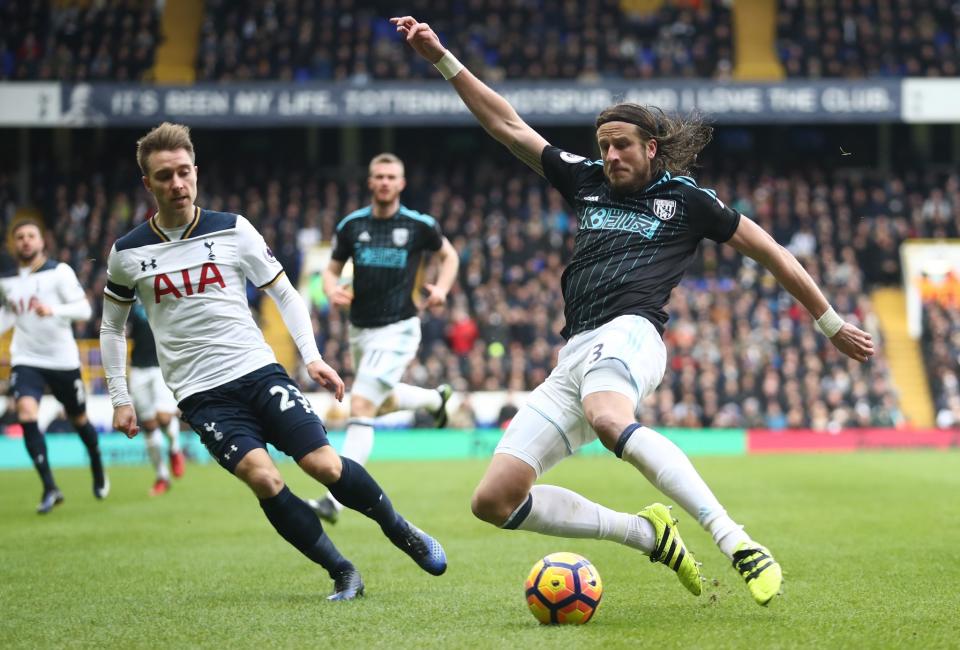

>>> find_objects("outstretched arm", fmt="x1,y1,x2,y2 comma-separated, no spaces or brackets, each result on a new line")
727,215,875,362
391,15,550,176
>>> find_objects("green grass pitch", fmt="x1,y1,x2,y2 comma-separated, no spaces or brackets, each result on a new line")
1,451,958,648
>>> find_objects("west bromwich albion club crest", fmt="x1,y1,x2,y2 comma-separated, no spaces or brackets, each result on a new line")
392,228,409,246
652,198,677,221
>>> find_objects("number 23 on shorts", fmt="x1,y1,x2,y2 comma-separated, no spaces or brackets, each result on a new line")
269,383,315,414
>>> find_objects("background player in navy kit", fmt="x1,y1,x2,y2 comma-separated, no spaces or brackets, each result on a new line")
393,16,876,606
128,300,184,496
0,219,108,513
100,123,446,601
309,153,459,523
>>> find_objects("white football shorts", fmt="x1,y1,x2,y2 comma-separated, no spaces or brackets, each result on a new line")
495,314,666,475
349,315,422,406
129,365,178,421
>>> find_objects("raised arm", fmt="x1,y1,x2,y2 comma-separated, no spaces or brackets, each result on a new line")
391,16,550,176
726,215,875,362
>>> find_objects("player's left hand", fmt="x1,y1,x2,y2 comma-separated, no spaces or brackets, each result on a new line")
829,322,875,363
422,283,448,308
32,302,54,317
307,359,345,402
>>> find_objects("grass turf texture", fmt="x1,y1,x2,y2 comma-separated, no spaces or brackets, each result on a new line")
1,451,958,649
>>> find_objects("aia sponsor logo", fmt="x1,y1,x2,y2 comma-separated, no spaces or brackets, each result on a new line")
153,263,226,302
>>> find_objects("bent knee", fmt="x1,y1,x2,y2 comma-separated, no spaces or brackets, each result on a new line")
470,487,524,527
298,447,342,484
591,413,629,447
311,461,342,485
244,467,285,497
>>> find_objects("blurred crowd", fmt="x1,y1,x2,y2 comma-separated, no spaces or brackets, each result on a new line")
197,0,733,82
0,0,159,81
7,147,960,429
3,0,959,83
921,302,960,429
777,0,960,78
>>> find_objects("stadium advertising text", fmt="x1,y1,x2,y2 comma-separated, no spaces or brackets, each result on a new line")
1,79,941,126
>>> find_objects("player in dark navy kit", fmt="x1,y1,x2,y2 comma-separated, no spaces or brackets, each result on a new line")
0,218,108,513
393,16,875,606
100,123,446,601
309,153,459,523
127,300,185,496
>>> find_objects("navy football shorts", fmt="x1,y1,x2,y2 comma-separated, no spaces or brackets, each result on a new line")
10,365,87,417
178,364,330,473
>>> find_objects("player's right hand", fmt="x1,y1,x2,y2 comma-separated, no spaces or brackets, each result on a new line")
307,359,346,402
390,16,446,63
829,322,875,363
113,404,140,439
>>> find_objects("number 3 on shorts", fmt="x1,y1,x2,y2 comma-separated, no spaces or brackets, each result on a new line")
588,343,604,363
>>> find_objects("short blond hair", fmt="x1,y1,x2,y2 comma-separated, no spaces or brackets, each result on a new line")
368,152,404,177
136,122,195,175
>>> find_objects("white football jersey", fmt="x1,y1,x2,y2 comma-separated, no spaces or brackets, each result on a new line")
0,259,88,370
104,207,285,401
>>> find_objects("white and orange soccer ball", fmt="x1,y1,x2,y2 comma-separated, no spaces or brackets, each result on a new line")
524,552,603,625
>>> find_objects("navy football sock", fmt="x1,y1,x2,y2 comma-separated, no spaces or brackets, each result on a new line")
327,457,405,538
22,421,57,491
76,421,105,487
259,485,352,579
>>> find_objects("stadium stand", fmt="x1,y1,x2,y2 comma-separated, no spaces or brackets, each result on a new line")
0,0,160,81
196,0,734,81
12,148,960,429
777,0,960,78
2,1,958,430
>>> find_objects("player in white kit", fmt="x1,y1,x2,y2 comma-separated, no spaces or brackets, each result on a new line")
0,219,108,513
99,123,446,600
127,300,184,495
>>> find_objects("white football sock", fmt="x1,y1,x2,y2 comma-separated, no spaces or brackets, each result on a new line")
619,425,749,559
145,428,169,480
391,383,442,412
512,485,657,553
327,419,375,512
163,416,181,453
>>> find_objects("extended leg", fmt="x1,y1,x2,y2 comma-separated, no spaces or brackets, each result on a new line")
235,448,362,600
299,447,447,576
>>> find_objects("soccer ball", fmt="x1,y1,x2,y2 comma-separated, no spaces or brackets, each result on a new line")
524,552,603,625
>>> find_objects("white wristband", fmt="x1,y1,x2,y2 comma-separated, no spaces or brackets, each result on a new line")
815,307,845,338
434,50,464,80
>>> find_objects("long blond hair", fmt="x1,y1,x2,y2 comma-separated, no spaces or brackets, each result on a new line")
595,104,712,176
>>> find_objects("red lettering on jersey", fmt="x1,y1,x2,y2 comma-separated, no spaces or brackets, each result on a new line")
180,269,194,295
154,273,182,303
197,263,225,293
153,264,226,302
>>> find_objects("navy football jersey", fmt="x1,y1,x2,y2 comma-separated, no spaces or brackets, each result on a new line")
332,204,443,328
541,145,741,338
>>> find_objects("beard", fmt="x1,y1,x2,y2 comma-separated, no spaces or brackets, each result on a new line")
17,248,40,264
